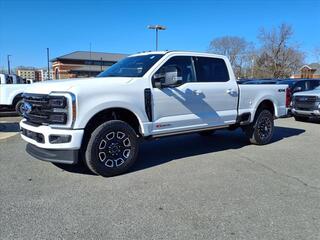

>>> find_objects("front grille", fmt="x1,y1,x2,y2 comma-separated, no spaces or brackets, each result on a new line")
295,96,317,102
22,93,67,125
293,95,319,111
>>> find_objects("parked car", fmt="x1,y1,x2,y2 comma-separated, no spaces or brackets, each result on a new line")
291,86,320,121
0,73,32,114
19,51,289,177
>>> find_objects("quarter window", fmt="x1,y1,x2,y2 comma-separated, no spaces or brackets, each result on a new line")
194,57,229,82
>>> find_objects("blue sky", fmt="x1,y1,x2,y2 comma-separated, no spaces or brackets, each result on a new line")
0,0,319,69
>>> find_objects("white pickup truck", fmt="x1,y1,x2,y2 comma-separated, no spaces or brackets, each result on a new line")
0,73,33,113
19,51,289,177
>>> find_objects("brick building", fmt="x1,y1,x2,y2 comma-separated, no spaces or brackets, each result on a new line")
51,51,127,79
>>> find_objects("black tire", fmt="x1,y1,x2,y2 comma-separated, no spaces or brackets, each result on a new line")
294,115,308,122
243,109,274,145
198,130,215,136
85,120,139,177
15,100,24,116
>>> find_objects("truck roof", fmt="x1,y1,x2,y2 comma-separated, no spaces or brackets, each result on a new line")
130,50,227,59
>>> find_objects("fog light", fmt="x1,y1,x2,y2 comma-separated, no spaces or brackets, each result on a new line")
49,135,71,144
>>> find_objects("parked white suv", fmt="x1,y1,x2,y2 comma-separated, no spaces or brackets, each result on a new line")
20,51,289,176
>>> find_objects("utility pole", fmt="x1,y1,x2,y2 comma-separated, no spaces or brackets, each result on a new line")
47,48,50,80
7,55,11,74
147,25,166,51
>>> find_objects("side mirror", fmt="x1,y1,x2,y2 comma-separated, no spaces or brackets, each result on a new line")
154,66,182,88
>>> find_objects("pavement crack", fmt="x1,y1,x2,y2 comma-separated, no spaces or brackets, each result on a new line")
239,154,320,192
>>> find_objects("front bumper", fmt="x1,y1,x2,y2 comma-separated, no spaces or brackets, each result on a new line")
26,143,79,164
292,108,320,117
20,119,84,150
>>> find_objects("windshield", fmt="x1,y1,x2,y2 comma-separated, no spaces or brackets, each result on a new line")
97,54,164,78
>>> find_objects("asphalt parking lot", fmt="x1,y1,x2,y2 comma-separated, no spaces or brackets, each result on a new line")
0,116,319,240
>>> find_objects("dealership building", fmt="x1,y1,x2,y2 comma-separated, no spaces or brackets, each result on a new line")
51,51,128,79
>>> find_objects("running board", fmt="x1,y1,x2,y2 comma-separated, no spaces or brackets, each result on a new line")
149,125,229,139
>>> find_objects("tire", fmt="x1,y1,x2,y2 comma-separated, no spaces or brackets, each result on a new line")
85,120,139,177
15,100,24,115
198,130,215,136
294,115,308,122
243,109,274,145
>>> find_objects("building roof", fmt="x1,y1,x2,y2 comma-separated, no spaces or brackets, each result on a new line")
51,51,128,62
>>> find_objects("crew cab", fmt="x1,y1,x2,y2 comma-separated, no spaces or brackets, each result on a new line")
291,86,320,121
19,51,289,177
0,73,33,113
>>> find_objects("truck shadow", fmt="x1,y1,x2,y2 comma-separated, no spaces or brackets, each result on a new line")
0,122,20,132
53,126,305,176
131,126,305,173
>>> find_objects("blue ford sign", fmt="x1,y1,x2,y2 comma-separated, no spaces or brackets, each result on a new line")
22,102,32,114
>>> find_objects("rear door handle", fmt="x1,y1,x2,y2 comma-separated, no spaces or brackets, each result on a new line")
226,89,237,95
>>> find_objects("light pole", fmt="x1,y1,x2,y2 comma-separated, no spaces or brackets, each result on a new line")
147,25,166,51
47,48,50,80
7,55,11,74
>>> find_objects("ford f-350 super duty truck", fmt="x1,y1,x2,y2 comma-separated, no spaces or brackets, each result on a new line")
19,51,289,177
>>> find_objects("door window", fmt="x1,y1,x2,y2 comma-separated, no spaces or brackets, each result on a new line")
154,56,196,85
193,57,229,82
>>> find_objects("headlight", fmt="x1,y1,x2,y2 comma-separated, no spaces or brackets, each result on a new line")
49,97,67,108
48,92,76,128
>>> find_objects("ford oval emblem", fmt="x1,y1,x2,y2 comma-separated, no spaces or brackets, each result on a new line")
22,102,33,114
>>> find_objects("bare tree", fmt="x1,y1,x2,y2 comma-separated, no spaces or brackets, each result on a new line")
208,36,254,78
313,47,320,63
255,23,304,78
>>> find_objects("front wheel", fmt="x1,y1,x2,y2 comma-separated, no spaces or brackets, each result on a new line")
15,100,24,116
243,109,274,145
85,120,139,177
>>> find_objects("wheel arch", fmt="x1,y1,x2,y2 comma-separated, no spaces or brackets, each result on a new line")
12,93,23,106
253,99,276,120
83,107,143,137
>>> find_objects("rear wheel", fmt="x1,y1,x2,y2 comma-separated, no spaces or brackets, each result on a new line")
243,109,274,145
85,120,139,177
294,115,308,122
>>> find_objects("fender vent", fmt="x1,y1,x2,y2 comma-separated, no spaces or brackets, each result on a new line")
144,88,152,122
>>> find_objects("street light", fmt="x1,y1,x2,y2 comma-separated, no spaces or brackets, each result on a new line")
47,48,50,80
7,55,11,74
147,25,166,51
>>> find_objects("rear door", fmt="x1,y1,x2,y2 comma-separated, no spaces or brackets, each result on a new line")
192,56,239,124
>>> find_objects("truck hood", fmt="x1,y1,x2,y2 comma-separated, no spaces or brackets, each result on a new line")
294,89,320,97
25,77,133,95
